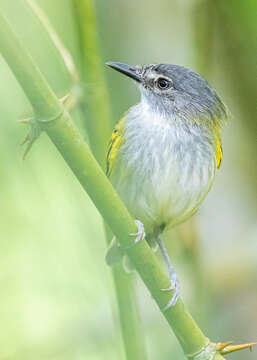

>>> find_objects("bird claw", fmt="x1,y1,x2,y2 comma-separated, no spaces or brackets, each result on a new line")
130,219,146,244
161,273,180,310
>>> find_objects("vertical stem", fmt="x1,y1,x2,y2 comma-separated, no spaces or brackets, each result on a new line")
72,1,147,359
27,0,79,84
113,271,146,359
192,0,215,79
214,0,257,193
73,0,111,168
105,226,147,360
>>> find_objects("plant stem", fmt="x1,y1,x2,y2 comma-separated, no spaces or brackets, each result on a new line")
192,0,215,79
27,0,79,84
112,269,146,359
214,355,226,360
0,12,228,359
72,1,147,358
105,227,147,360
73,0,111,169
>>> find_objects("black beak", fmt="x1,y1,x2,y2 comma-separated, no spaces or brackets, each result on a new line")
106,61,142,82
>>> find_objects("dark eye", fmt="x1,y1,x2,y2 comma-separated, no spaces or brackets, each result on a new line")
157,77,171,90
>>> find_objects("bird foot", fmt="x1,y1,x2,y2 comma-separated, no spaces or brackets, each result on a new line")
130,219,146,244
161,272,181,310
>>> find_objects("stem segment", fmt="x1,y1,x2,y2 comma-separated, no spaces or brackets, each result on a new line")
73,0,112,169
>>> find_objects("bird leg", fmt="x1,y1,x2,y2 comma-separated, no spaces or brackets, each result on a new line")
156,235,181,309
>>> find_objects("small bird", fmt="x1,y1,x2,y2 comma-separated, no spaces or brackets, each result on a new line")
105,62,227,308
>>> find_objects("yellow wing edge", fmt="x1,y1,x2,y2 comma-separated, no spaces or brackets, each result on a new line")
106,118,125,177
216,138,223,169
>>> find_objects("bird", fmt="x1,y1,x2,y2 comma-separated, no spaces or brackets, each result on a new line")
105,62,227,309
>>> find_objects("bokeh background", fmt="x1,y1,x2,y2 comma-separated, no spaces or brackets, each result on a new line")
0,0,256,359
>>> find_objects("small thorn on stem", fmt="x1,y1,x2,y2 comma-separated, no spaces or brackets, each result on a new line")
22,140,34,160
218,341,257,355
59,93,70,104
20,120,41,159
17,117,33,125
59,92,77,112
21,134,30,146
216,342,233,351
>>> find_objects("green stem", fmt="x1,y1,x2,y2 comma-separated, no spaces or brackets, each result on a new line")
27,0,79,84
112,270,146,359
104,225,147,360
73,0,112,169
192,0,215,79
0,12,226,359
72,1,147,358
215,355,226,360
105,227,147,360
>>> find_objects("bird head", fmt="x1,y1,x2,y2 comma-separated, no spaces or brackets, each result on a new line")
106,62,228,131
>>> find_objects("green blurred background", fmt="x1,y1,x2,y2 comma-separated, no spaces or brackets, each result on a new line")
0,0,256,359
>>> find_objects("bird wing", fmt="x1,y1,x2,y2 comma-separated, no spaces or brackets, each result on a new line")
106,117,125,176
216,138,223,168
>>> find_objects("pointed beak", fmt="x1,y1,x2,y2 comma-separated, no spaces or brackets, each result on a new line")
106,61,142,82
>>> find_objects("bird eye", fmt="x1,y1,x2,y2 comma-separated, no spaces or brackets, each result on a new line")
157,77,171,90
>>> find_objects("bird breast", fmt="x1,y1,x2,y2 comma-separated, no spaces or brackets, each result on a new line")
111,103,217,233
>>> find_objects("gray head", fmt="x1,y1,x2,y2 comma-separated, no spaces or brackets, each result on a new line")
106,62,227,130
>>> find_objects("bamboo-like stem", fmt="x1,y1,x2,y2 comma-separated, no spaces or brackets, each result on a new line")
73,0,112,169
104,225,147,360
27,0,79,84
214,355,226,360
72,1,147,358
192,0,215,79
112,269,147,359
214,0,257,194
1,12,252,360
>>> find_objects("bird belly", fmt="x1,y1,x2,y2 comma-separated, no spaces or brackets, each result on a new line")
112,162,215,234
110,114,216,234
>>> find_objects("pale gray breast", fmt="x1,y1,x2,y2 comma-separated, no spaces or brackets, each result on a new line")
111,104,217,231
